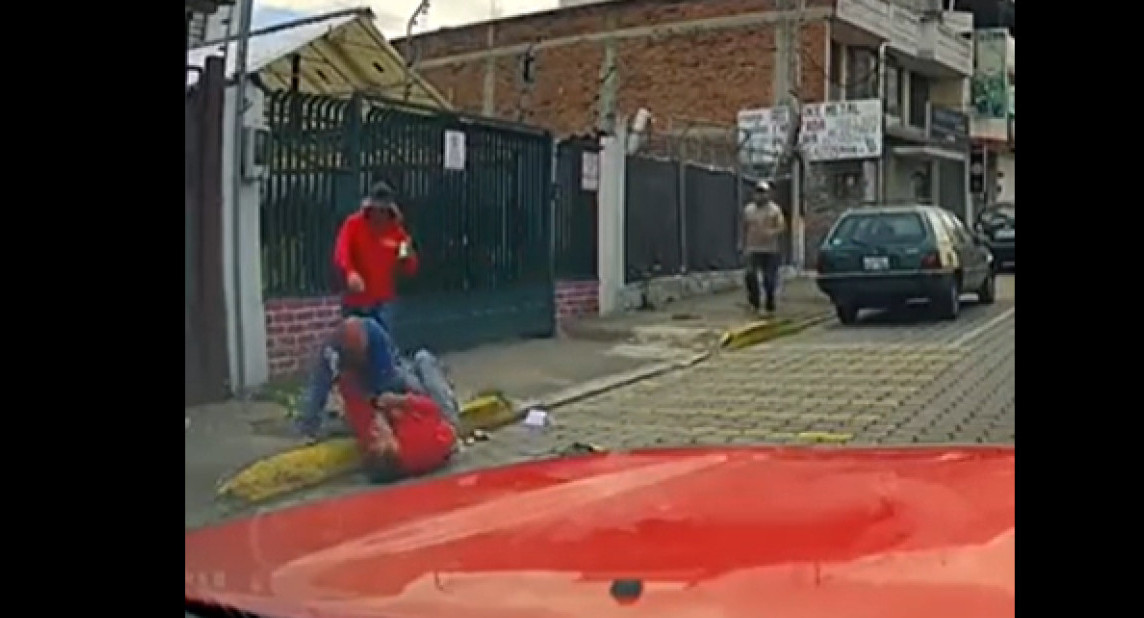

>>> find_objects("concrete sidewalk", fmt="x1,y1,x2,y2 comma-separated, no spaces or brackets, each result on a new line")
185,276,831,528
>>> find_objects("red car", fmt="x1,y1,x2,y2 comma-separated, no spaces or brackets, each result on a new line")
185,447,1014,618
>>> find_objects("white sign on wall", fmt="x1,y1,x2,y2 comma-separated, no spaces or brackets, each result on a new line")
737,106,794,166
737,98,883,164
799,99,883,162
443,130,466,171
581,151,600,191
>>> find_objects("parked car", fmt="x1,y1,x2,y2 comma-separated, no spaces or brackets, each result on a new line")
975,202,1015,269
816,205,995,324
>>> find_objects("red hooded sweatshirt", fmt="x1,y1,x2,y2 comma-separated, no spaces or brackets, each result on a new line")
333,210,420,309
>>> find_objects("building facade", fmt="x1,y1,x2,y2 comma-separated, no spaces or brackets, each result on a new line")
399,0,975,267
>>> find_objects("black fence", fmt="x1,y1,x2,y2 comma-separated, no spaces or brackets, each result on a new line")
260,91,556,353
554,138,600,280
624,156,747,283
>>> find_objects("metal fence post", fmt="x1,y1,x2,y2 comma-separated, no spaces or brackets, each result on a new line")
678,158,688,274
549,136,559,288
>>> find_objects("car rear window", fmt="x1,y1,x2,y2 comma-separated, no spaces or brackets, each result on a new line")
828,212,929,245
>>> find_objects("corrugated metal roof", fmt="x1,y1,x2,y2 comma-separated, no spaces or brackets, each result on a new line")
188,12,358,81
187,10,450,109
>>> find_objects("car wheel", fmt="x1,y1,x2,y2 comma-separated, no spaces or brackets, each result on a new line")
933,278,961,320
835,303,859,325
977,269,996,304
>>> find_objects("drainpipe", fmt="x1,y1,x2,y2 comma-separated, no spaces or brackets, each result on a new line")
877,41,889,203
230,0,254,396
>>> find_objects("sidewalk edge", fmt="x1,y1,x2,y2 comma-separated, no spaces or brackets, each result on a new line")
216,314,829,507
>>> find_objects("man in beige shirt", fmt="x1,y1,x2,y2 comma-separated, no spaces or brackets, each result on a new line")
741,180,786,313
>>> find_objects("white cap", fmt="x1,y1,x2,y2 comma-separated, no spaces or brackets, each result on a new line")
756,180,771,191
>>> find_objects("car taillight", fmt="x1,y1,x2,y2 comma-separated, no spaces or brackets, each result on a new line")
921,251,941,269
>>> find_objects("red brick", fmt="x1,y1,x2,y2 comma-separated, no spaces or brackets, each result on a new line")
408,0,832,138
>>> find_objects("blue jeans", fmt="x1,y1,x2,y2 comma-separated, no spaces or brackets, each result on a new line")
343,301,401,360
397,349,462,431
342,302,396,339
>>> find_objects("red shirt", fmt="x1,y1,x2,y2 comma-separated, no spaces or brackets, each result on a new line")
389,394,456,476
333,210,419,308
338,386,455,477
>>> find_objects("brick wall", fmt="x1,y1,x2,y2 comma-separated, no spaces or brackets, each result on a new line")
409,0,832,137
264,297,341,378
264,284,600,378
556,279,600,320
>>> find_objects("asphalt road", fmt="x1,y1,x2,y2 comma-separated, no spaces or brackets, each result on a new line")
198,275,1015,525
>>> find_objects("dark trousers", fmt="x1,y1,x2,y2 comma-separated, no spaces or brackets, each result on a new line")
745,251,780,311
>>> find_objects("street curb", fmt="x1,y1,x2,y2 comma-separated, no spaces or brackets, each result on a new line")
719,312,833,351
216,394,514,505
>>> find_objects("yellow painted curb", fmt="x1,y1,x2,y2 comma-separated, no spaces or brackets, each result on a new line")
217,393,516,505
795,431,854,444
458,393,516,434
720,319,785,350
217,438,361,504
719,314,832,351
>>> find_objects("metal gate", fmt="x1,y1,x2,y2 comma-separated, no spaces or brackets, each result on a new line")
185,57,230,406
554,138,599,281
261,92,556,353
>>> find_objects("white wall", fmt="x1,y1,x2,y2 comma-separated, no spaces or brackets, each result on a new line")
996,152,1015,202
222,81,270,391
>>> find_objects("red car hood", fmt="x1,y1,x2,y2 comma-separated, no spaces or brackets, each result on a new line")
185,447,1014,618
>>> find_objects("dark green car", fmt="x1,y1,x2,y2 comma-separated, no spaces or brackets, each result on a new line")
815,205,996,324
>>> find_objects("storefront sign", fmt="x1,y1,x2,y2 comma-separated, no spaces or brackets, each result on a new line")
799,99,883,162
737,106,794,166
972,29,1010,120
929,106,969,150
738,99,883,164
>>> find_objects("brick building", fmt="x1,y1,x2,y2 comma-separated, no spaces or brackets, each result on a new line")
398,0,834,138
398,0,976,267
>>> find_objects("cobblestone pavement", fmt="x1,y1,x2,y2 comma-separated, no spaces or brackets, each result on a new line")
201,276,1014,525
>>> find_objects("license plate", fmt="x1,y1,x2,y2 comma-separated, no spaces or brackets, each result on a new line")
995,229,1015,240
863,256,890,271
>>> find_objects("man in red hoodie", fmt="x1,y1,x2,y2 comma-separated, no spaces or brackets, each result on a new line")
333,181,419,338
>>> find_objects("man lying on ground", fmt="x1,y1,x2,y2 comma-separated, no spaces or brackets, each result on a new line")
296,316,459,480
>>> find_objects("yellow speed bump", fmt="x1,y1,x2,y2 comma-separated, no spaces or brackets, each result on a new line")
217,393,517,505
795,431,854,444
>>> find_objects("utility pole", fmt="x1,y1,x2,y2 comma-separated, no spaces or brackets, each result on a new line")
772,0,806,271
229,0,254,397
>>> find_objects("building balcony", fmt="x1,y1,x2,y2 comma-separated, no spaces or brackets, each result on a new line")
835,0,973,77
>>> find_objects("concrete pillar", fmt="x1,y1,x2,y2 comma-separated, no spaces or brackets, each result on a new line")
597,125,627,316
222,80,269,389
